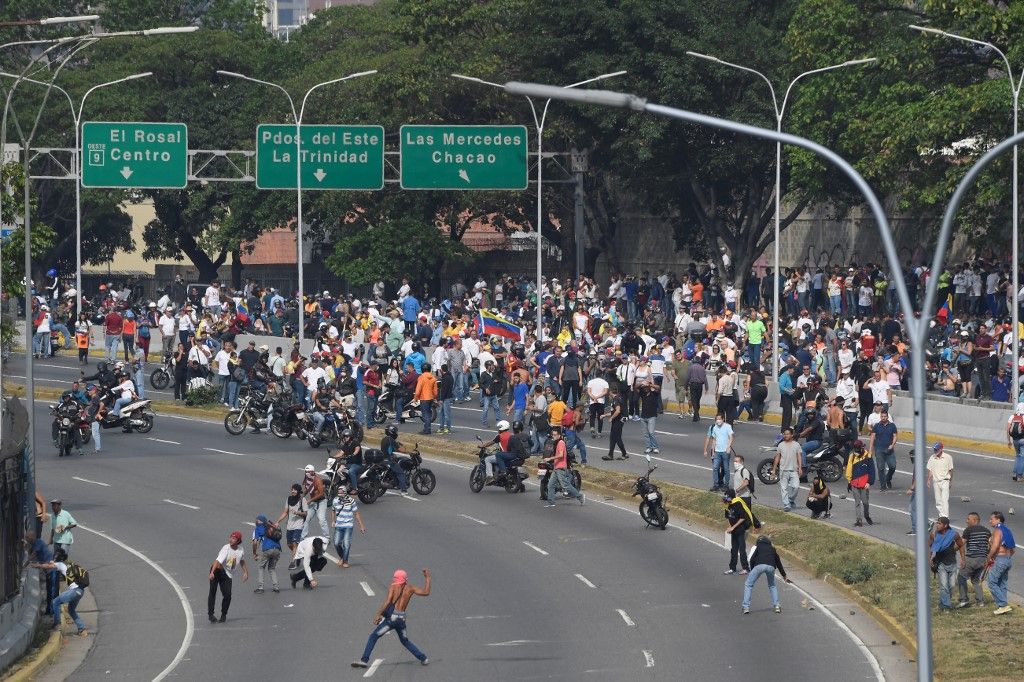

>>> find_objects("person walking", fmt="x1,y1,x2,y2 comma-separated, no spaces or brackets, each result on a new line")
330,488,366,569
868,410,898,491
414,362,438,434
987,511,1015,615
352,569,431,668
31,548,89,636
845,440,875,527
929,517,964,612
542,427,585,507
289,535,329,589
638,382,660,454
251,515,282,594
1008,402,1024,481
704,413,734,493
300,464,328,539
722,489,754,575
926,442,954,519
741,536,791,614
686,358,709,422
602,385,628,461
957,512,991,608
277,483,307,564
208,531,248,623
771,427,802,512
49,499,76,557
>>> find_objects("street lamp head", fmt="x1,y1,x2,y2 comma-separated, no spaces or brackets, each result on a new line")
909,24,942,36
685,50,722,63
842,57,877,67
38,15,100,25
504,81,646,110
142,26,199,36
451,73,503,88
216,70,245,79
344,70,378,80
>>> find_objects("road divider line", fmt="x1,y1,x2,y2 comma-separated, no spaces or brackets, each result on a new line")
993,489,1024,500
643,650,655,668
616,609,636,627
522,541,549,556
163,498,200,510
148,437,181,445
384,491,421,502
205,448,247,456
574,573,597,588
363,658,384,677
360,581,375,597
72,476,110,487
487,640,544,646
76,524,193,682
459,513,488,525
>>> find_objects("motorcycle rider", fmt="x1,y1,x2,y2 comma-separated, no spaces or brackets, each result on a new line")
110,371,138,427
481,420,513,483
309,378,331,438
51,391,84,457
380,425,410,495
794,402,825,471
335,365,358,410
340,429,365,492
81,361,117,390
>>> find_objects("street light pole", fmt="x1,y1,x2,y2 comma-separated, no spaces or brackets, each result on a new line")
216,69,377,344
686,52,876,381
451,70,626,343
910,24,1023,401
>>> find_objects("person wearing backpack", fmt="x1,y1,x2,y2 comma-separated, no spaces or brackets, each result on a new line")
722,489,752,575
31,548,89,636
1007,403,1024,482
731,454,755,510
251,515,282,594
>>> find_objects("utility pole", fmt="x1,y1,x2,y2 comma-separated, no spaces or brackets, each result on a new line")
571,147,587,279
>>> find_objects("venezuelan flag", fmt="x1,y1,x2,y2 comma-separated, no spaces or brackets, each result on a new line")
478,309,522,341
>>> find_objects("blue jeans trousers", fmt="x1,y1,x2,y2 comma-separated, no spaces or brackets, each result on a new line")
361,615,426,664
1013,438,1024,477
936,561,957,609
52,586,86,631
439,399,452,430
742,564,779,610
333,526,354,563
712,450,727,489
988,555,1013,607
481,396,500,426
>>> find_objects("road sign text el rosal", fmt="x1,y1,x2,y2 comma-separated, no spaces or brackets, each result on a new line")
106,127,183,161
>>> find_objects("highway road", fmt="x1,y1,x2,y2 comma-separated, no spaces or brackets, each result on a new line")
13,355,908,680
16,353,1024,597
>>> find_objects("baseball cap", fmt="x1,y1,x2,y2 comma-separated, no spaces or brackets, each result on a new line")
932,441,943,452
229,531,242,543
304,464,315,472
852,439,864,449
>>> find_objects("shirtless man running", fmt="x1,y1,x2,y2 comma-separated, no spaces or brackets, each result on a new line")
352,568,431,668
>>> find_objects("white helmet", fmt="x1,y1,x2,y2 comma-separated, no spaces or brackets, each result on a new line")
496,420,510,432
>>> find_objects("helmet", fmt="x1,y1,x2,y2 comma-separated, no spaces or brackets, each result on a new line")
96,362,108,373
384,425,398,438
46,268,57,277
340,428,354,441
61,390,73,401
512,420,524,433
496,420,510,432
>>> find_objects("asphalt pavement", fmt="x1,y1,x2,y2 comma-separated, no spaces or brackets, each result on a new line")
13,354,910,680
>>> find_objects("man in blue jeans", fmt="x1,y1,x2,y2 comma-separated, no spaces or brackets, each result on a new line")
742,535,791,614
928,517,963,611
703,413,734,492
31,548,88,635
353,569,430,668
987,511,1015,615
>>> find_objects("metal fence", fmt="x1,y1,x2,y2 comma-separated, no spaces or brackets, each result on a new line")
0,454,23,603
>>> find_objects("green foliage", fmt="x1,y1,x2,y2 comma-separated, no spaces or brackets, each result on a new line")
325,215,474,286
184,382,220,407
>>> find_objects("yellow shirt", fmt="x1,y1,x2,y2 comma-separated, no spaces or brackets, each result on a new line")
548,400,567,427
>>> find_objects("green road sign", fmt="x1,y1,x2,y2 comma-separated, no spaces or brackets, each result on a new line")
81,122,188,188
400,125,528,190
255,124,385,190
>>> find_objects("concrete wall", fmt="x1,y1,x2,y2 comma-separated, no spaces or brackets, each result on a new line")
0,569,43,673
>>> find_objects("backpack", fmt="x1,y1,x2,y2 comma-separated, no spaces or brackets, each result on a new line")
66,562,89,588
265,522,283,542
1011,415,1024,440
742,466,755,497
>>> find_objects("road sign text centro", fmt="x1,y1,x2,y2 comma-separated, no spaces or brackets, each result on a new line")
81,122,188,189
400,124,528,190
255,124,385,190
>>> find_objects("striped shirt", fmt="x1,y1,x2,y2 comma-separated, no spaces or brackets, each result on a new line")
332,495,358,528
962,525,991,558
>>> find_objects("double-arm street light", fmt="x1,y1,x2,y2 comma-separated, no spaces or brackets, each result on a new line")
686,52,876,381
451,70,626,341
910,24,1022,401
217,69,378,342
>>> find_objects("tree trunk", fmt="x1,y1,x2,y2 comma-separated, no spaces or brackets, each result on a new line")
230,249,242,290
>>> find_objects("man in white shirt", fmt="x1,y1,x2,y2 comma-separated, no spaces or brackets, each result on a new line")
835,369,858,424
865,369,892,409
203,280,222,316
926,442,954,518
208,531,248,623
397,278,411,301
158,308,177,354
289,536,330,589
585,373,609,437
187,339,211,370
215,342,232,405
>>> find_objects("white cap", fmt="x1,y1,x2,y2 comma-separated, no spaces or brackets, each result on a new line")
304,464,315,472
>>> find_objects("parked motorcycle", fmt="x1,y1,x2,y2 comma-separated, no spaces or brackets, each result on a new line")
757,439,845,485
371,385,427,425
270,402,312,440
364,445,436,496
633,465,668,529
150,351,174,390
538,451,582,500
469,438,528,493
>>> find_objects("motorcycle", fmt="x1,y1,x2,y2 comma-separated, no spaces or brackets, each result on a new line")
50,402,84,457
96,397,155,433
469,438,529,493
306,410,362,449
150,351,174,390
538,451,582,500
270,401,312,440
364,445,437,496
756,439,846,485
318,450,383,504
371,385,427,425
223,384,273,436
633,465,668,529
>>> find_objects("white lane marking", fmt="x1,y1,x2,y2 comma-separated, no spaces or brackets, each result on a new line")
363,658,384,677
384,491,421,502
487,640,544,646
655,430,688,437
459,513,488,525
72,476,110,487
76,524,193,682
574,573,597,588
522,541,549,556
643,650,655,668
205,447,247,457
163,498,200,510
616,609,636,627
148,437,181,445
465,615,507,619
360,581,375,597
993,489,1024,500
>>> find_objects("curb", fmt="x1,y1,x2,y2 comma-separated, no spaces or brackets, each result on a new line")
3,630,62,682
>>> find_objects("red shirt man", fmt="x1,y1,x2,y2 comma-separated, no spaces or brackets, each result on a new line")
104,310,123,336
